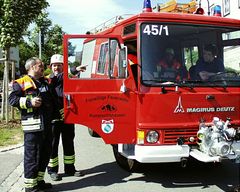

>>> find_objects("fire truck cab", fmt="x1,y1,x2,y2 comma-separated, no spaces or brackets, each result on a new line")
63,2,240,171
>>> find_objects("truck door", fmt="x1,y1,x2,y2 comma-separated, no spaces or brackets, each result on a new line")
63,34,137,144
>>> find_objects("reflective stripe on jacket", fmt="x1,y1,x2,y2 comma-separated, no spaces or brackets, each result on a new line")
10,75,43,132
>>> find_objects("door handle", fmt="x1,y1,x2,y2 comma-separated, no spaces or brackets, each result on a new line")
206,95,215,100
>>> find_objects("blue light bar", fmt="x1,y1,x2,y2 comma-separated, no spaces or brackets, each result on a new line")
213,5,221,17
143,0,152,13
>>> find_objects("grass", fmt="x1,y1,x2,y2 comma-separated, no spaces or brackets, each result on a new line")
0,119,23,147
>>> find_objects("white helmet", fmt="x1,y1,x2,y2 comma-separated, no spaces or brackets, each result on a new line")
50,54,63,65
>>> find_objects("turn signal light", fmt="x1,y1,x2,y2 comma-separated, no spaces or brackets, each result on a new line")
137,130,145,144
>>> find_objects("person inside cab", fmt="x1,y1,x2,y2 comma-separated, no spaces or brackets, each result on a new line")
157,48,188,81
194,44,224,81
127,43,138,65
127,43,140,83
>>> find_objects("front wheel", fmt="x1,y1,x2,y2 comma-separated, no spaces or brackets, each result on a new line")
112,144,139,172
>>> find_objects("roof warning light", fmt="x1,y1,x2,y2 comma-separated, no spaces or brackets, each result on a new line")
143,0,152,13
213,5,221,17
195,7,204,15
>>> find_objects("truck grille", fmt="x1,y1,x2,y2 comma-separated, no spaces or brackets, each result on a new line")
162,128,198,144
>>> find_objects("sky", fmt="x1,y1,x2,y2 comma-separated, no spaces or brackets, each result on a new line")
47,0,191,34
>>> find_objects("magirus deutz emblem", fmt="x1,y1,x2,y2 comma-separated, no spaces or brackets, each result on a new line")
174,96,184,113
174,96,235,113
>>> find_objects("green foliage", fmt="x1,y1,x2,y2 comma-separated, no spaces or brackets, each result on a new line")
0,63,4,78
0,1,3,19
225,67,240,74
44,67,51,76
19,22,65,74
42,24,65,63
35,11,52,31
71,61,80,67
68,42,76,56
0,2,68,77
0,0,49,50
185,48,199,70
0,120,23,146
18,40,38,74
19,22,65,70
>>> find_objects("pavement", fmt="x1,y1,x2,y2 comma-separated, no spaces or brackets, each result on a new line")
0,142,72,192
0,125,90,192
0,127,87,192
1,129,239,192
0,143,24,192
0,142,69,192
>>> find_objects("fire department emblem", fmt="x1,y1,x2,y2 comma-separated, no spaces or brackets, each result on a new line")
174,96,184,113
100,103,117,112
101,120,114,134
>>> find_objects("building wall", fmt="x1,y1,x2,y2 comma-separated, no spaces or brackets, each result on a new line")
199,0,240,19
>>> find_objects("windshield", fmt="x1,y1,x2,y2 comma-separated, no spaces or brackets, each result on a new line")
140,23,240,87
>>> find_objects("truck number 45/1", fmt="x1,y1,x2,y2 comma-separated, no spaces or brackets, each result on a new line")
142,24,169,36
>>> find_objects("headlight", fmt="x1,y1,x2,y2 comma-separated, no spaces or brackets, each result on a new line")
146,131,159,143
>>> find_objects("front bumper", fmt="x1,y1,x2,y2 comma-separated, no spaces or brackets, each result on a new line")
121,144,190,163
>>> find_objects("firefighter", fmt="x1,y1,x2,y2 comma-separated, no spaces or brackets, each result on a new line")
157,48,188,81
195,44,224,81
47,54,84,181
8,57,54,192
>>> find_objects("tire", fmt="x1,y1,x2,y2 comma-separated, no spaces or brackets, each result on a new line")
112,144,139,172
88,128,100,137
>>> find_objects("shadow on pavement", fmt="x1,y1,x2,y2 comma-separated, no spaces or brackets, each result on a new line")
48,161,131,191
130,159,240,192
47,158,239,192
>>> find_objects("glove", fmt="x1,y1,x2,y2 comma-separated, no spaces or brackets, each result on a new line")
59,108,64,120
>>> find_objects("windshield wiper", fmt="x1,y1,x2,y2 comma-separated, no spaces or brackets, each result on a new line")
143,79,179,85
159,81,176,85
143,79,203,87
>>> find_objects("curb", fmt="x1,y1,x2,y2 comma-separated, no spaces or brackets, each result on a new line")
0,143,24,153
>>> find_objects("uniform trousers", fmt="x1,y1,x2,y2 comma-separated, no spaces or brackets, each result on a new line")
48,121,76,174
24,128,52,189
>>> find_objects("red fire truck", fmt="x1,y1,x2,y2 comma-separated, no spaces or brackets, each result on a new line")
63,0,240,171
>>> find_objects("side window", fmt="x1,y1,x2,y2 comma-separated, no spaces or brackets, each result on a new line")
223,45,240,73
222,31,240,73
118,48,127,78
66,37,125,79
67,38,96,79
97,43,109,74
110,40,118,76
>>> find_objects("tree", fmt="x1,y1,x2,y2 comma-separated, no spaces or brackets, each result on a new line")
68,42,76,57
19,11,69,70
42,24,65,63
20,22,65,67
0,0,49,50
0,0,49,122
